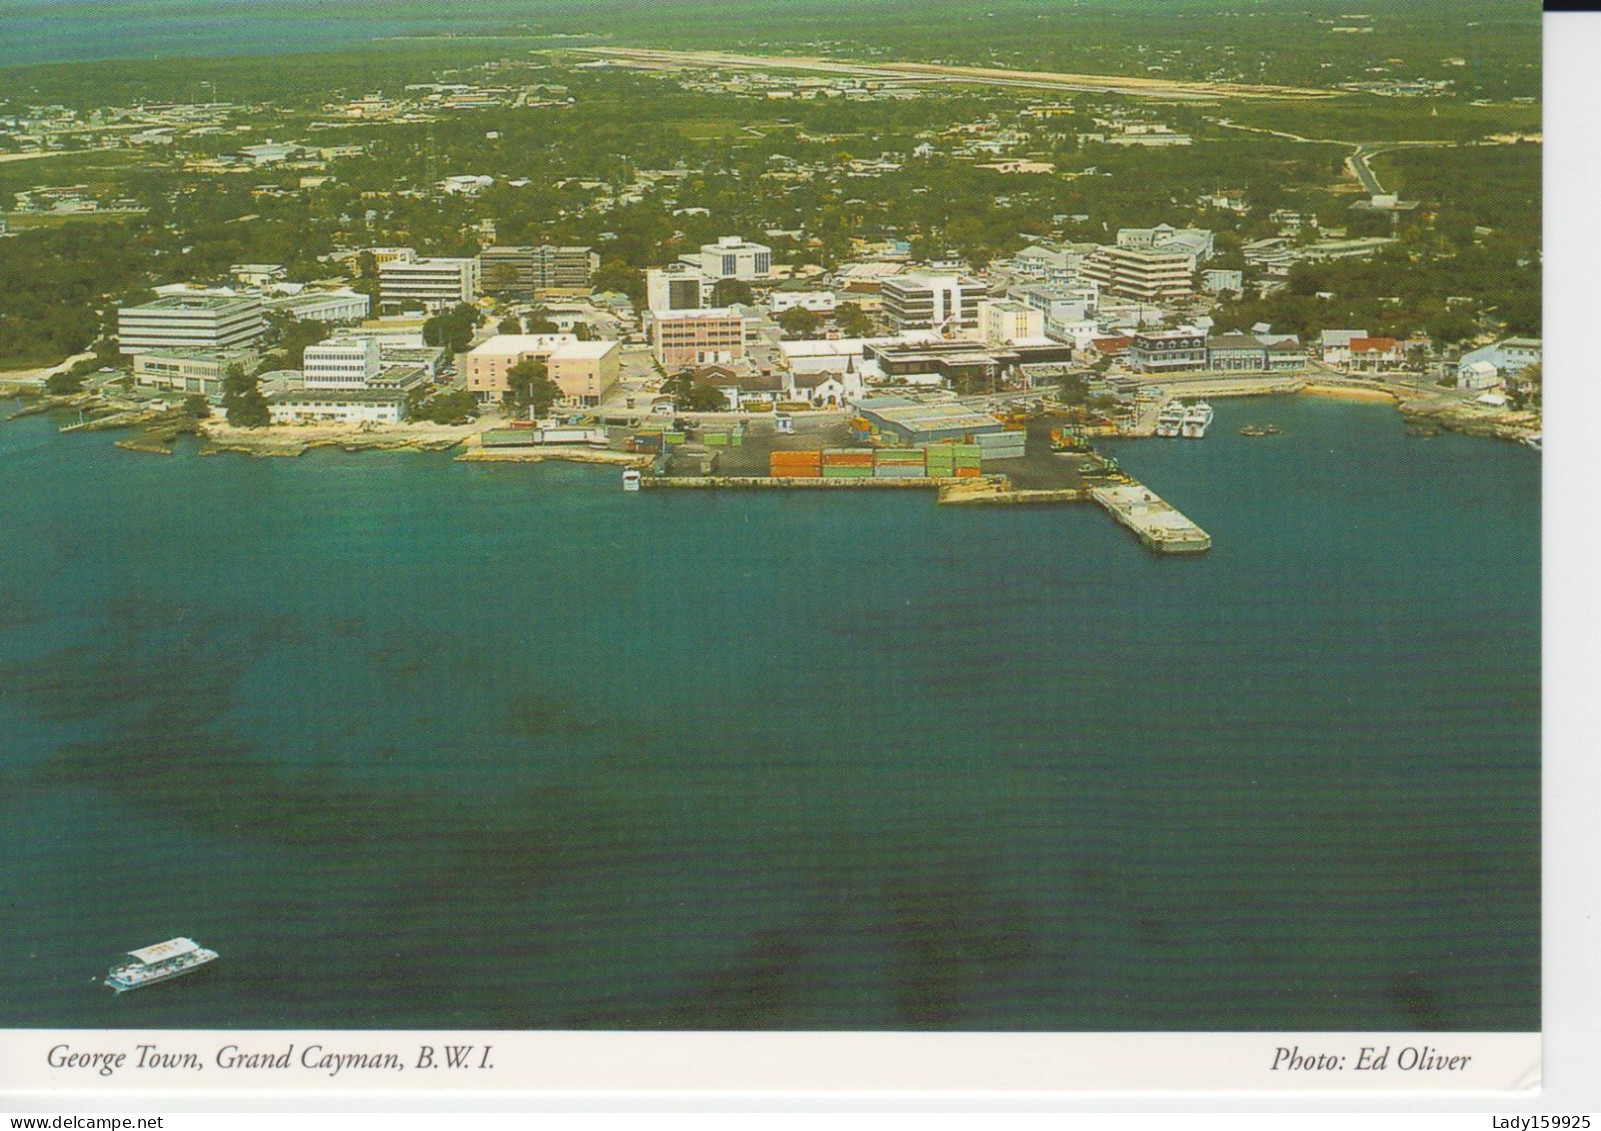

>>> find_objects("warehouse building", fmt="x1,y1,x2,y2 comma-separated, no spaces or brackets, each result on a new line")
855,398,1008,447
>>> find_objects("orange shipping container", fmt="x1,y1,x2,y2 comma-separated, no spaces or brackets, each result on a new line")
955,467,982,478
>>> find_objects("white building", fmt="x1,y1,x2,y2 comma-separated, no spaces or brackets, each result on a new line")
880,273,988,335
690,236,773,281
117,295,266,355
646,264,715,314
303,337,382,390
771,290,837,314
976,299,1045,346
263,288,371,324
1201,269,1244,295
1457,360,1500,391
1116,225,1214,261
1319,329,1369,367
267,389,409,426
379,257,480,311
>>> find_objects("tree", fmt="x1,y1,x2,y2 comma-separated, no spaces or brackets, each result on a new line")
183,394,211,419
834,302,872,337
44,371,85,396
523,307,560,334
498,315,523,335
222,363,270,428
664,370,727,412
423,303,482,354
412,389,480,424
777,306,823,339
1058,371,1089,405
590,261,645,306
712,278,754,306
505,357,562,417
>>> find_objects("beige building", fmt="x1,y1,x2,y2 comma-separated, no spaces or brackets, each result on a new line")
132,347,260,399
651,308,749,368
461,334,620,406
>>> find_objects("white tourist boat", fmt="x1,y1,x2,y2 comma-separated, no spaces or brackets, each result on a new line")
104,938,218,993
1180,400,1214,439
1155,400,1186,438
621,468,642,491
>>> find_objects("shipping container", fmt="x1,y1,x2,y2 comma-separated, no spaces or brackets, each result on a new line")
954,466,983,478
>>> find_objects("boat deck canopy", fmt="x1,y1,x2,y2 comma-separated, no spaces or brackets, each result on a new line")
128,938,199,964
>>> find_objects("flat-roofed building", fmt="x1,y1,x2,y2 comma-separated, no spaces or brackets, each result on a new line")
303,337,381,390
117,295,266,355
263,288,371,324
880,273,988,334
379,256,479,311
650,308,749,368
1081,245,1196,301
691,236,772,281
461,334,620,406
267,388,410,426
646,264,714,314
480,245,599,295
131,346,260,399
976,299,1045,346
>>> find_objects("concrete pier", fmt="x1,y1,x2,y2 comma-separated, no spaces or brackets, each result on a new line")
1091,484,1211,553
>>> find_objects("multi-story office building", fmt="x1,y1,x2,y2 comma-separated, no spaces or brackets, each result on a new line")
880,273,988,335
378,257,480,311
690,236,773,281
117,295,266,355
479,245,599,295
303,337,382,390
646,264,715,314
1081,245,1197,301
1126,327,1209,373
1115,225,1214,260
461,334,621,406
1206,332,1270,372
131,346,260,398
650,308,750,368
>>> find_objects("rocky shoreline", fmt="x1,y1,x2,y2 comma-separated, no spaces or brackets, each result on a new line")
1398,395,1541,443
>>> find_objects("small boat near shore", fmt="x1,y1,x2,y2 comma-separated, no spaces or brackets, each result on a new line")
1523,433,1541,452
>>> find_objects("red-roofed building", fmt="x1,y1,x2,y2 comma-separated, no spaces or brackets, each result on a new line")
1087,335,1134,361
1347,336,1404,374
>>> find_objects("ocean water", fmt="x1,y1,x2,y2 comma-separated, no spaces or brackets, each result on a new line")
0,395,1539,1030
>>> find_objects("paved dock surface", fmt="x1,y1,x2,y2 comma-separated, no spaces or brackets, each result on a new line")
1091,484,1212,553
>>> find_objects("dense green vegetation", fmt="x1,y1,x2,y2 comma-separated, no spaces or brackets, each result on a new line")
0,2,1539,370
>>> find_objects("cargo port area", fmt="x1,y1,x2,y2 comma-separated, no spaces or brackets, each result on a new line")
610,409,1210,554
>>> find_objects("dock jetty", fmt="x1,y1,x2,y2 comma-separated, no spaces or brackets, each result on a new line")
1091,484,1211,553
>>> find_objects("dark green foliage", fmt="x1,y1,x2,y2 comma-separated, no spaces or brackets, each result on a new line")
409,388,479,425
422,303,482,354
505,358,562,417
711,278,754,306
222,364,269,428
664,370,728,412
183,395,212,419
44,371,85,396
776,307,823,339
834,303,873,338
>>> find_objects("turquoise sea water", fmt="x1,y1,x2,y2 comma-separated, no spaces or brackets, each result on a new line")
0,395,1539,1030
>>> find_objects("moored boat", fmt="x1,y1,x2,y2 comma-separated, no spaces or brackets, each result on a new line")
1180,400,1214,439
1155,400,1186,438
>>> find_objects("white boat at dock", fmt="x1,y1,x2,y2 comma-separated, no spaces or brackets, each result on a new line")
103,938,218,993
1180,400,1214,439
1155,400,1186,438
1523,433,1541,453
